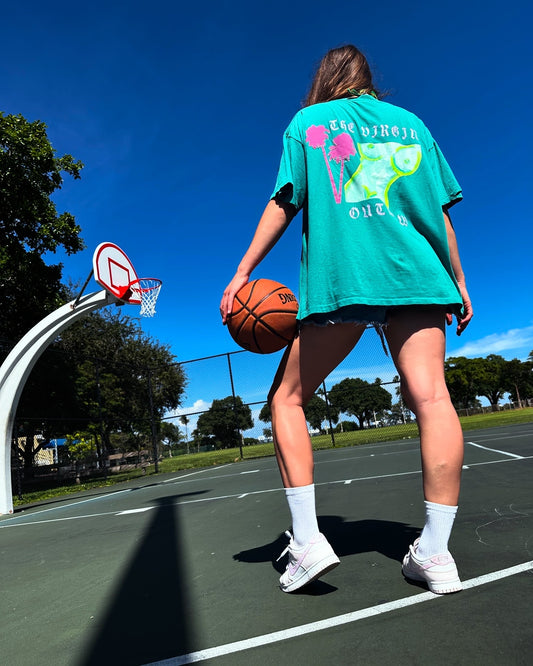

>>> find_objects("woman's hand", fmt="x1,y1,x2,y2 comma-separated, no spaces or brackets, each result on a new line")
446,281,473,336
443,209,473,336
220,272,250,325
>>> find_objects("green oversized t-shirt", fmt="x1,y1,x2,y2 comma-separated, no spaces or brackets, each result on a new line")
271,95,463,320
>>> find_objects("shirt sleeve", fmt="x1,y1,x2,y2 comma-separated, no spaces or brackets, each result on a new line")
270,123,307,211
427,140,462,209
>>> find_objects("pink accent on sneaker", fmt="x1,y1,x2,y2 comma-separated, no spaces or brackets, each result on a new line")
288,542,314,577
402,537,462,594
278,531,340,593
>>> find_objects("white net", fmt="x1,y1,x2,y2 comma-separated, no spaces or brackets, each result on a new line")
129,278,162,317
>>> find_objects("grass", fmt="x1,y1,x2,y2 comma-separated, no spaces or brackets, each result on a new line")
12,407,533,508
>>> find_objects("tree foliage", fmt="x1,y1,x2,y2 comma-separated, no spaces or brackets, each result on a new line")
328,377,392,429
196,396,253,449
445,355,532,410
257,393,339,434
0,113,83,255
0,112,84,341
444,357,482,409
60,309,186,452
259,403,271,423
304,394,338,432
14,308,188,466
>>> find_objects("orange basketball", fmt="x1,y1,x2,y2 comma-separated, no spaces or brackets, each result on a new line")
227,279,299,354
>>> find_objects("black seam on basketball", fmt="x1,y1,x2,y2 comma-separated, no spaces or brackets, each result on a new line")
249,285,288,314
248,308,298,317
231,280,267,318
251,320,261,353
231,294,248,317
253,317,293,344
240,279,259,310
234,313,251,339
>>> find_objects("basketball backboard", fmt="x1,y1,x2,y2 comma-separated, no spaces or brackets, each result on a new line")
93,242,141,304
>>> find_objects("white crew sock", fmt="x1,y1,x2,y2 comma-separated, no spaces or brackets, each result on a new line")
416,501,458,559
285,484,320,547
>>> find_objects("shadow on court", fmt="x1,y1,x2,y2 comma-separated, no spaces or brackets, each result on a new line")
78,495,197,666
233,515,420,594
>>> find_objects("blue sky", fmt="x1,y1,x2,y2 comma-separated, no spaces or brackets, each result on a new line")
2,1,532,431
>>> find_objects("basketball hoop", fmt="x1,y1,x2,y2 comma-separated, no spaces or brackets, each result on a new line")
128,278,162,317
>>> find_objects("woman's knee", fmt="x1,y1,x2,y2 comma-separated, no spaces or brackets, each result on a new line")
401,377,451,415
268,386,303,415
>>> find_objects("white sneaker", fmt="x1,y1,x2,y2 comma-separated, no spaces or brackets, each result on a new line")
277,531,340,593
402,537,462,594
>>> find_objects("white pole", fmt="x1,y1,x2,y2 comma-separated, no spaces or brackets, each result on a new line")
0,290,116,514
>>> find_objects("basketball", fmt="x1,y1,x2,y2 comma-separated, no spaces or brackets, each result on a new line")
227,279,299,354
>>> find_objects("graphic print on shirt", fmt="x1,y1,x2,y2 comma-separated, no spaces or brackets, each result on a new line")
305,125,422,211
344,142,422,207
305,125,357,204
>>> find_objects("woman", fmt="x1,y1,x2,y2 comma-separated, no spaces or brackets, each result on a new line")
220,45,473,594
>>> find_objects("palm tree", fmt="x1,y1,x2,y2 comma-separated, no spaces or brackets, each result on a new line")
180,415,190,454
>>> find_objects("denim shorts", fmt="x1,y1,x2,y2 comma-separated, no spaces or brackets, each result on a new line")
299,304,389,327
299,304,390,354
299,303,460,328
298,303,459,356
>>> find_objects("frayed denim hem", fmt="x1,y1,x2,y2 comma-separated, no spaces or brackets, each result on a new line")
298,306,390,356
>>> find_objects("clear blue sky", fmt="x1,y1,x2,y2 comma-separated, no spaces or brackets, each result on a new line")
2,1,532,426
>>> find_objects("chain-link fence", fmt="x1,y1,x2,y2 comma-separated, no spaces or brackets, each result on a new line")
6,326,533,497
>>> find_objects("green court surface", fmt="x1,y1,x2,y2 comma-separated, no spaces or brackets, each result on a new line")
1,423,532,665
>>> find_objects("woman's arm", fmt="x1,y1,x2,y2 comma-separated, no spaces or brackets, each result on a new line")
444,208,473,336
220,199,295,323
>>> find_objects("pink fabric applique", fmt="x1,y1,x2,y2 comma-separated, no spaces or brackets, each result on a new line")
306,125,356,203
329,133,356,203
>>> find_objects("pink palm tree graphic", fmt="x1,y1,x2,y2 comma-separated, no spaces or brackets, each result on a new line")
328,133,356,203
306,125,356,204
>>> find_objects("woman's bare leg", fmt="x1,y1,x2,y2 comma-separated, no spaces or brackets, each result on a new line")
269,322,366,488
385,307,463,505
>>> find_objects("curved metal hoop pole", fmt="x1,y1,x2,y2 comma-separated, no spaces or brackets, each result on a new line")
0,290,117,514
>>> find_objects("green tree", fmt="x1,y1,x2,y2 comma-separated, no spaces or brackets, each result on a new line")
58,308,187,459
0,113,84,342
160,421,183,457
64,432,97,462
179,415,191,453
304,394,329,432
258,392,339,434
445,355,527,411
475,355,508,409
334,420,358,432
15,345,86,468
328,377,391,429
444,357,481,409
259,403,271,423
503,358,533,407
303,393,340,433
196,396,253,449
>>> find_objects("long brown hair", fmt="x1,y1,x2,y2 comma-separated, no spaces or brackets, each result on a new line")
303,45,380,107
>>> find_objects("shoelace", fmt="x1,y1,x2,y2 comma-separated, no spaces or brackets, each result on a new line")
276,530,293,562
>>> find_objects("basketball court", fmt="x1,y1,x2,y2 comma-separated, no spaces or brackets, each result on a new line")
1,422,531,665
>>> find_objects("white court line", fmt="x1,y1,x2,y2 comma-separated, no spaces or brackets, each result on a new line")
4,456,532,527
0,464,233,525
163,464,233,483
145,560,533,666
0,509,152,528
0,486,135,523
467,441,524,459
